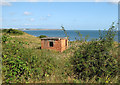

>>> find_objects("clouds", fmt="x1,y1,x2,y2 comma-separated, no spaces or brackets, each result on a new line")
30,18,34,21
23,11,51,21
40,17,47,20
0,0,119,8
40,14,51,21
28,0,39,2
12,19,17,22
95,0,119,2
1,0,120,2
95,0,119,4
47,14,51,17
1,0,119,3
24,24,31,26
24,11,31,15
0,2,11,6
95,0,119,3
49,0,54,2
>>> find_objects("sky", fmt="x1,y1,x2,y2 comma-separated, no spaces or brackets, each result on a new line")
1,2,118,30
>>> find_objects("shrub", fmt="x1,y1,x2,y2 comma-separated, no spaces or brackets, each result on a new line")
2,29,23,35
2,39,58,83
2,35,10,43
2,29,8,33
0,29,1,33
75,31,89,42
2,40,32,83
71,22,119,82
38,35,47,38
72,41,118,80
27,51,58,80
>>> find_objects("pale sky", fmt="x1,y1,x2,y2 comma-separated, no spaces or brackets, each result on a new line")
1,1,118,30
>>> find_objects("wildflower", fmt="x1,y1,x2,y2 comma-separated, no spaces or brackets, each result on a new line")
106,80,109,83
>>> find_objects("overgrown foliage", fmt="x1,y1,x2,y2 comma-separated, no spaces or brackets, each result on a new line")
2,23,119,83
2,36,59,83
71,22,119,83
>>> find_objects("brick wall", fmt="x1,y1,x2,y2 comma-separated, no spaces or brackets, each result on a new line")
60,39,68,52
41,39,68,52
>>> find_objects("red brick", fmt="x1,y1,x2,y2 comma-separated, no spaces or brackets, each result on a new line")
41,38,68,52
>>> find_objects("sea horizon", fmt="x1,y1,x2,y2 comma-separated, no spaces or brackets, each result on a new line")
23,30,118,41
2,28,119,31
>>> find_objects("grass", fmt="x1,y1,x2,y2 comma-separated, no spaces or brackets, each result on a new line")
2,30,73,83
1,29,120,83
9,33,41,49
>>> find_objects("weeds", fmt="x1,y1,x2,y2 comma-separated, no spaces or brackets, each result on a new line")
2,23,119,83
70,22,119,83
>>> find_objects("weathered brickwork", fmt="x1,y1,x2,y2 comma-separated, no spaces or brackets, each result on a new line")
41,37,68,52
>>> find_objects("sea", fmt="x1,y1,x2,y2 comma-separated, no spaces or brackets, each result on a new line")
23,30,119,42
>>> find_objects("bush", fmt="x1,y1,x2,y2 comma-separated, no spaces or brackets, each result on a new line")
2,40,32,83
2,39,58,83
75,31,89,42
2,35,10,43
2,29,23,35
38,35,47,38
71,23,119,82
2,29,8,33
72,41,118,80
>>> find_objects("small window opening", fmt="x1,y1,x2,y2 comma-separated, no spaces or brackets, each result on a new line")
49,41,53,47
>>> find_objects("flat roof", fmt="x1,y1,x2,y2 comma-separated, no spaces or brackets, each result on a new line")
41,37,67,40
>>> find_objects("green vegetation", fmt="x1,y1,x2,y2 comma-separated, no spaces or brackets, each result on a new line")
71,41,118,83
38,35,47,38
2,40,59,83
2,29,69,83
61,26,69,41
2,25,120,83
2,29,24,35
75,31,89,42
2,35,10,43
70,23,119,83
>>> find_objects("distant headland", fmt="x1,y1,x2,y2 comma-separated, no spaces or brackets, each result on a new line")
1,28,62,31
24,29,62,30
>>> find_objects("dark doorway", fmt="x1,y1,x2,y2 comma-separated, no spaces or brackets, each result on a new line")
65,40,67,46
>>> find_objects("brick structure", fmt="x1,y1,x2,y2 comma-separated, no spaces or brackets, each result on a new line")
41,37,68,52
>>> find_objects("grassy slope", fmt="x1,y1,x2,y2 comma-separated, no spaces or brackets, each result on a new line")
10,32,41,49
2,32,74,83
9,32,72,58
2,31,120,83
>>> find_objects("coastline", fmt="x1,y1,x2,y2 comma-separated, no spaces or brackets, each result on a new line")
22,29,62,31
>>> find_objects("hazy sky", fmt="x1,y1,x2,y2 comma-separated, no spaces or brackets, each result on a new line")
2,2,118,30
